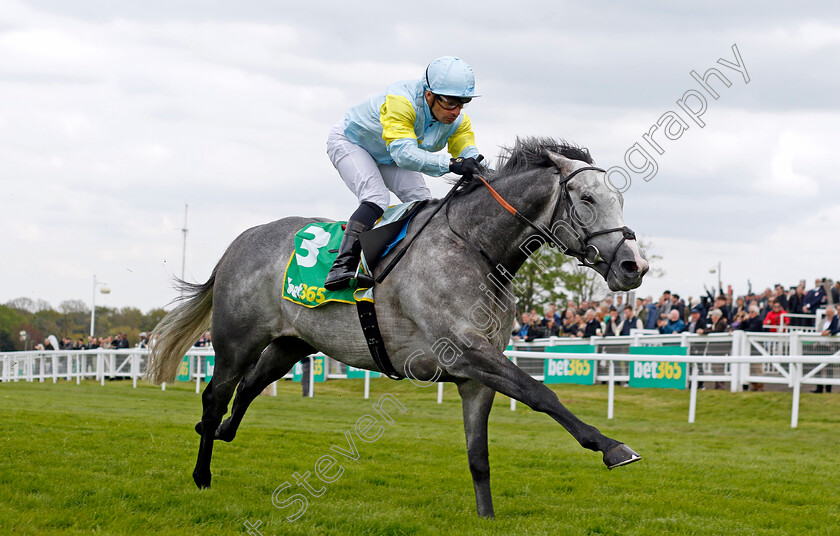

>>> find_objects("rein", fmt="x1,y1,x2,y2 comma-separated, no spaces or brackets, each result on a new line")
472,166,637,274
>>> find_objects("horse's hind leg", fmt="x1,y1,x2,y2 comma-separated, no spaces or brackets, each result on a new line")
193,337,265,489
215,337,315,442
456,380,496,518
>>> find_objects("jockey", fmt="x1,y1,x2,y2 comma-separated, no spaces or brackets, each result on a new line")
324,56,483,290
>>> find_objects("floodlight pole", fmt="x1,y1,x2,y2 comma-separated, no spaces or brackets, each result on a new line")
91,275,99,338
90,275,110,338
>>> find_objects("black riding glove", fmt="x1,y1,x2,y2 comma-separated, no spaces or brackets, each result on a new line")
449,154,484,179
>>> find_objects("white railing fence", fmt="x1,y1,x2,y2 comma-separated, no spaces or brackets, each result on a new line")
505,350,840,428
3,331,838,428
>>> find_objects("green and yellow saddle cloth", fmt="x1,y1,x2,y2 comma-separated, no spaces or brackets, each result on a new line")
282,202,423,308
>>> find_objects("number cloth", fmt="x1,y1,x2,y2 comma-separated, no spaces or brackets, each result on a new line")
283,203,420,308
283,222,362,308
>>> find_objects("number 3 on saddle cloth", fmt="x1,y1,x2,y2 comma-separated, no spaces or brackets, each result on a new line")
282,200,426,308
282,201,426,380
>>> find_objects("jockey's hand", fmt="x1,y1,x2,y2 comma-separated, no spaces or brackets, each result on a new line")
449,155,483,179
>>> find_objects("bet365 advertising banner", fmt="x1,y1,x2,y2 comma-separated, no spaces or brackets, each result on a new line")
293,356,326,383
543,345,596,385
204,356,215,382
629,346,687,389
346,365,381,379
177,355,215,382
177,356,190,382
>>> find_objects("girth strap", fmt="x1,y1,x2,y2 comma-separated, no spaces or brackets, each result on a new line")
356,300,402,380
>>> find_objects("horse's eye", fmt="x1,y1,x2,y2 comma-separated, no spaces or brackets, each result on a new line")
581,193,594,203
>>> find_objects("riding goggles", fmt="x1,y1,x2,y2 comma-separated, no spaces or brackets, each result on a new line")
435,94,471,110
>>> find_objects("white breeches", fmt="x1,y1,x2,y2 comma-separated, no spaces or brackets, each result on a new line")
327,123,431,211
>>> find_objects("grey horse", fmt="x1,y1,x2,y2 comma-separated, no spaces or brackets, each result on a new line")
147,137,650,518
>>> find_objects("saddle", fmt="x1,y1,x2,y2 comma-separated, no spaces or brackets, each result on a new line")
358,200,427,276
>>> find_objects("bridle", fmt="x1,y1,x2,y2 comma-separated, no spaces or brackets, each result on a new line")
472,165,637,276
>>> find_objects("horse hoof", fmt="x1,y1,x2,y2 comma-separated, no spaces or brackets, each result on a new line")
604,443,641,469
193,469,212,489
195,422,204,435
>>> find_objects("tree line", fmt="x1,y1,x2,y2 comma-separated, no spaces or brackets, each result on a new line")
0,297,166,352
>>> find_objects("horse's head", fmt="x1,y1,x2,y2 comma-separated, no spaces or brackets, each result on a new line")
545,151,649,291
456,138,648,292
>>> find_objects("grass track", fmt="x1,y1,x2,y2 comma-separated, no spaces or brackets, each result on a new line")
2,378,839,535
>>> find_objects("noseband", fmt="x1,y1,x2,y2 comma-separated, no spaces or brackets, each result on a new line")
474,165,637,276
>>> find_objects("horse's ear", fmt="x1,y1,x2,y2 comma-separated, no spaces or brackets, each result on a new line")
546,151,577,177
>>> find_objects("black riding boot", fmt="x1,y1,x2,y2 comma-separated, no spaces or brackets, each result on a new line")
324,219,374,290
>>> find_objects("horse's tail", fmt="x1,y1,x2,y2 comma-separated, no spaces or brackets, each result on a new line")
146,269,216,384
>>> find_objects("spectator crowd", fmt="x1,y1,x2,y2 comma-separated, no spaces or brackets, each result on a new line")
33,328,212,352
512,278,840,342
36,332,151,351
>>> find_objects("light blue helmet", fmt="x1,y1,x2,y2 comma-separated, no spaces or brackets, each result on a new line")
424,56,480,98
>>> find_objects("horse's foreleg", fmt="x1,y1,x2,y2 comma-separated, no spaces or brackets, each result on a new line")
456,380,496,518
215,337,313,442
448,339,639,468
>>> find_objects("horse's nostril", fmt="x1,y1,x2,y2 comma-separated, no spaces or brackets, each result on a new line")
620,260,639,274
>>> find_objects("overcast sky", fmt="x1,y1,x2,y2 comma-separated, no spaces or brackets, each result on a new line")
2,0,839,312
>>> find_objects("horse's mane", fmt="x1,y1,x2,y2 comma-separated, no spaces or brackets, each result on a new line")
449,137,593,195
496,137,593,174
